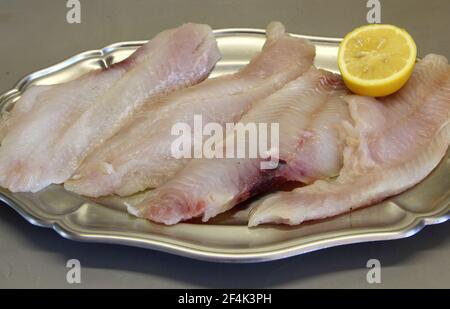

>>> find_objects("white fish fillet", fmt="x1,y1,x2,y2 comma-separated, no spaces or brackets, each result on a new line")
0,23,220,192
129,68,351,225
64,22,316,197
249,54,450,227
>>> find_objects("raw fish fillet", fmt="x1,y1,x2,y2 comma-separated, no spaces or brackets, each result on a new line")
65,22,316,197
0,23,220,192
249,54,450,226
129,68,351,225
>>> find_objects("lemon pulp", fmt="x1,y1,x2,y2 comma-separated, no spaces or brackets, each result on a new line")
338,24,417,97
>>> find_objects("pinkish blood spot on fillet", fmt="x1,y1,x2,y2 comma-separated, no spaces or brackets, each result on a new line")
194,200,206,213
236,173,286,205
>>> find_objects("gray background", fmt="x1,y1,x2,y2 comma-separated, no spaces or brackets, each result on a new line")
0,0,449,288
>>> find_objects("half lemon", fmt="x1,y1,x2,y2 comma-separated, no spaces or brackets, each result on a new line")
338,24,417,97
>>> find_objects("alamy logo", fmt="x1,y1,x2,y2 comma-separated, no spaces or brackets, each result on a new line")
366,259,382,284
171,115,280,170
66,0,81,24
367,0,381,24
66,259,81,284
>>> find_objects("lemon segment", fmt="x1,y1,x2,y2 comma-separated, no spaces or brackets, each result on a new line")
338,24,417,97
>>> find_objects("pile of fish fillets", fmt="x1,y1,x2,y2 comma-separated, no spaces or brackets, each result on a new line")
0,22,449,227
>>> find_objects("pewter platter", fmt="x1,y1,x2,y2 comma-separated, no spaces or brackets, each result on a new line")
0,28,448,263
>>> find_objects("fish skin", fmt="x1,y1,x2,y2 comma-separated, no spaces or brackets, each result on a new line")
0,23,221,192
65,22,316,198
249,54,450,227
130,68,351,225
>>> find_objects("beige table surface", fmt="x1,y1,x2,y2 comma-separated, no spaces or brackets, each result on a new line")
0,0,449,288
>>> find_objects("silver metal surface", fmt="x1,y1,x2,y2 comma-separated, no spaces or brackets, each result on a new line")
0,29,448,263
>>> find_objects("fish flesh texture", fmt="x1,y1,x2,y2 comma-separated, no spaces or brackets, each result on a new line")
0,23,220,192
129,68,351,225
129,68,350,224
64,22,315,197
249,54,450,227
64,22,316,197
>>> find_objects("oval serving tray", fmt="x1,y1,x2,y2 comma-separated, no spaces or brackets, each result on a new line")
0,28,448,263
